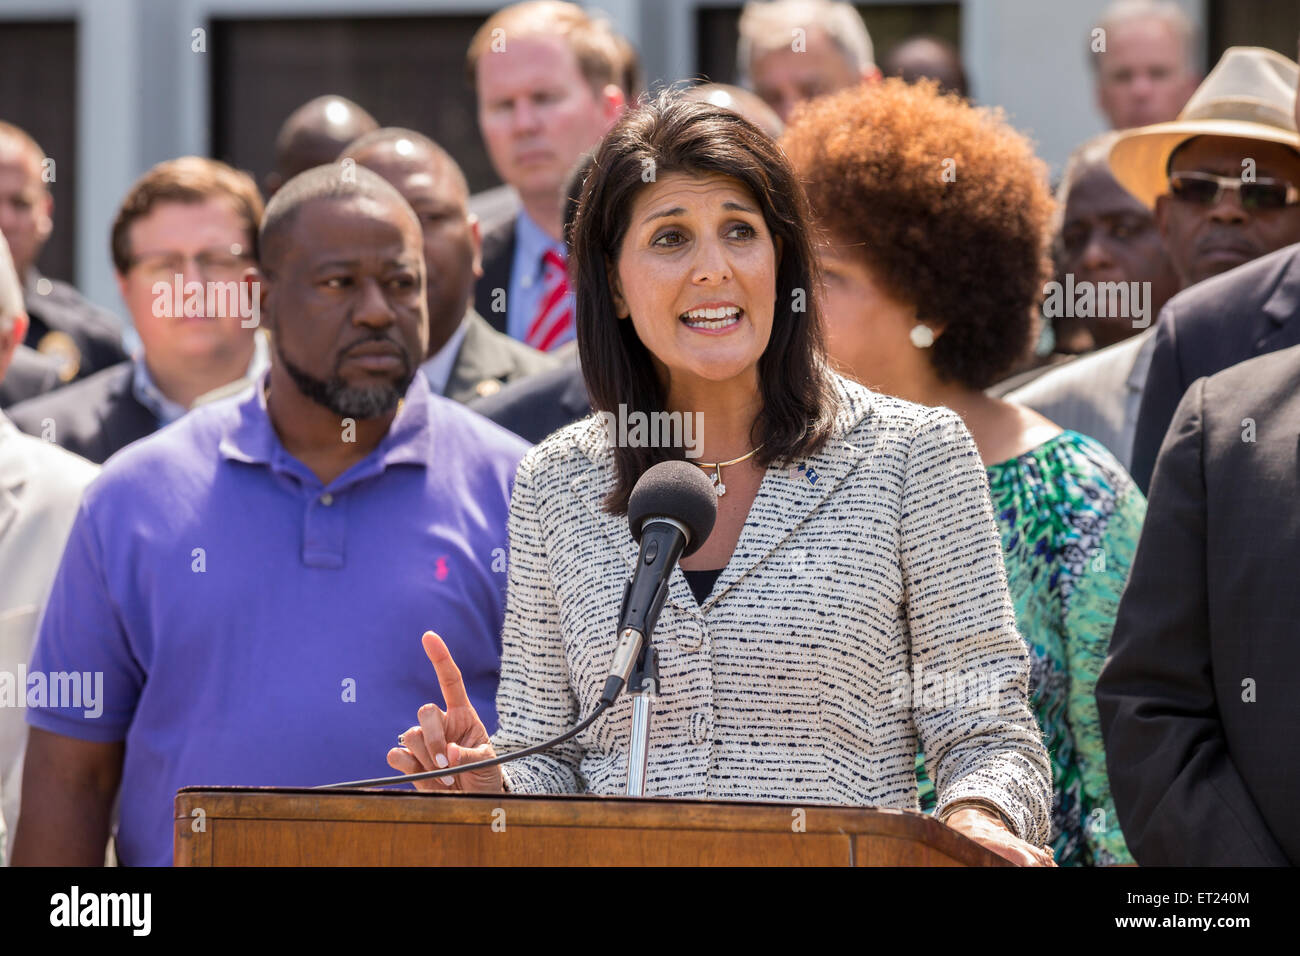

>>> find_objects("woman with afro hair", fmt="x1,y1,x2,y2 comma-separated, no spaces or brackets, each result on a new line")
784,78,1144,865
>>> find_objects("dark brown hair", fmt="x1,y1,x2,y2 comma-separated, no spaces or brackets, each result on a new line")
783,78,1055,389
572,90,837,514
111,156,264,275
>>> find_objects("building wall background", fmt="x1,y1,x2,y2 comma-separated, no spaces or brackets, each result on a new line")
5,0,1294,335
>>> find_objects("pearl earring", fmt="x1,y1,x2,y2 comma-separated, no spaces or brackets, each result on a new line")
910,323,935,349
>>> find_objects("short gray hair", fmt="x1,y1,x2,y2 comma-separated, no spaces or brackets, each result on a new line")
0,231,23,335
738,0,874,86
1093,0,1200,75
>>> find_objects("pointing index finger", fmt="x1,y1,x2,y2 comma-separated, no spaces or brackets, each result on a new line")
422,631,473,710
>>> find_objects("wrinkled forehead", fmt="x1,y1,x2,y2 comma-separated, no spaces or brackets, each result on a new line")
281,194,423,267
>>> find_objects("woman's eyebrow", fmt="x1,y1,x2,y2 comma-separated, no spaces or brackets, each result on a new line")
642,200,758,225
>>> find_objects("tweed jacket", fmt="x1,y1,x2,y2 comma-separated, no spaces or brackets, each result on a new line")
491,375,1053,845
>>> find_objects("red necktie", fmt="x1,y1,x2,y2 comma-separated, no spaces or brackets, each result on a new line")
525,249,574,352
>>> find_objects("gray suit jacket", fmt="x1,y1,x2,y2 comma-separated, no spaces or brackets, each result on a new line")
1097,343,1300,864
0,412,98,862
443,310,557,405
1005,330,1155,471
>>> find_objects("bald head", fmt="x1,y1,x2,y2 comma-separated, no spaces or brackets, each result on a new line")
341,128,468,200
681,83,785,138
268,96,379,195
260,163,420,275
882,36,968,97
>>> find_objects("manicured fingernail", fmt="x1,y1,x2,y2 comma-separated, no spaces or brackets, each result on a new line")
440,775,455,787
435,752,449,768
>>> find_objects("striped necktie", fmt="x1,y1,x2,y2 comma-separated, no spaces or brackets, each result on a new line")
525,248,574,352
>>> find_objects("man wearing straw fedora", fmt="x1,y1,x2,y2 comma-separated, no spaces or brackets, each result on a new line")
1125,45,1300,492
1010,46,1300,474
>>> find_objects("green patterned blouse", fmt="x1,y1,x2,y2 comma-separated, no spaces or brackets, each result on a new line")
916,430,1143,866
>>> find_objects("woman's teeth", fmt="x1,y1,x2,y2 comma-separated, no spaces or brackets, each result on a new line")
682,307,741,329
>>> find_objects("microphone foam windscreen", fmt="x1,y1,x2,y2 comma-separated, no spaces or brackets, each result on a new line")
627,460,719,555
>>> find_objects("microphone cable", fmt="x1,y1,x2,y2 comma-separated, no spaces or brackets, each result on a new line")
313,675,626,790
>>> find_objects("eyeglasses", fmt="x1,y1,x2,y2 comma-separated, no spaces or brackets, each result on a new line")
1168,171,1300,211
129,248,253,281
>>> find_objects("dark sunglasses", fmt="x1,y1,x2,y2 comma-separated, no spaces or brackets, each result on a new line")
1169,171,1300,211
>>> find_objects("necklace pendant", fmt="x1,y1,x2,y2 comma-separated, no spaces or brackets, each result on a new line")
709,469,726,496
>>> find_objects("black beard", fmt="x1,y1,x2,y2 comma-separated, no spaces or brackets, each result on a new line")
275,337,414,419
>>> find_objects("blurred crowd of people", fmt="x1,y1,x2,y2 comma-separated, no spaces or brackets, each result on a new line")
1,0,1297,867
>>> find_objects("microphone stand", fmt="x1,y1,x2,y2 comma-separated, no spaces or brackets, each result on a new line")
625,643,659,797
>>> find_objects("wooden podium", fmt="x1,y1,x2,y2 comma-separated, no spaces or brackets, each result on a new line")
174,787,1012,866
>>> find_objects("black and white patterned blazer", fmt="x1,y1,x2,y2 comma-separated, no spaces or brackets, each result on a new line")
492,374,1052,845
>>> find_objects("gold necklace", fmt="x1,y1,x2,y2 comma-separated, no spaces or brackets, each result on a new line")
694,445,762,497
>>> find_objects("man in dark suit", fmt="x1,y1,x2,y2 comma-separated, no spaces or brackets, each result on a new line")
1130,242,1300,492
469,351,589,444
1097,342,1300,865
341,129,555,404
467,2,625,350
0,122,127,383
9,157,269,463
1129,41,1300,493
0,346,59,408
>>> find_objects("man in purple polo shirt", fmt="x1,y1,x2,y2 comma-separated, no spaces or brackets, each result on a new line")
12,165,527,866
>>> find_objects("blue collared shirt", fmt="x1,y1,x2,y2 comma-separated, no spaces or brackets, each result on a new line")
507,208,575,348
27,372,528,866
131,330,271,426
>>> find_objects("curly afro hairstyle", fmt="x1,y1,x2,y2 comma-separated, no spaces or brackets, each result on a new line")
782,78,1055,390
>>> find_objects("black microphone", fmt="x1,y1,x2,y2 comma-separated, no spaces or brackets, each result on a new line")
599,460,718,706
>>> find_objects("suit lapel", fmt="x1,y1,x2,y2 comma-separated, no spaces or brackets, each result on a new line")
703,388,872,608
475,220,517,335
1258,245,1300,353
445,311,513,401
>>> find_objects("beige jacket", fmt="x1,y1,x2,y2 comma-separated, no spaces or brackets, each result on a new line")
491,375,1052,846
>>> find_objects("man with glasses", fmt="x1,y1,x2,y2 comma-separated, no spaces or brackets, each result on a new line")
1008,47,1300,475
9,158,268,463
1126,45,1300,493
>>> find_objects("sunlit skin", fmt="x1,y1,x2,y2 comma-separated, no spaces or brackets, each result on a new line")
117,198,258,409
260,195,427,486
0,144,52,280
1057,164,1181,348
475,34,623,238
348,141,483,358
1095,18,1198,129
607,171,782,570
750,27,876,124
1154,136,1300,288
817,239,1060,467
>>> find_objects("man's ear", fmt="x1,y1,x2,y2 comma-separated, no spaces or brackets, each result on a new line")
467,212,484,279
36,192,53,246
601,83,627,130
0,311,29,382
252,264,274,331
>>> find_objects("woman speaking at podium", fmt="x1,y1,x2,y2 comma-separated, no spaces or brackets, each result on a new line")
388,93,1056,866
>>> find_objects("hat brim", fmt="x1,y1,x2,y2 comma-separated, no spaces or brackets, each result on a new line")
1108,119,1300,208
